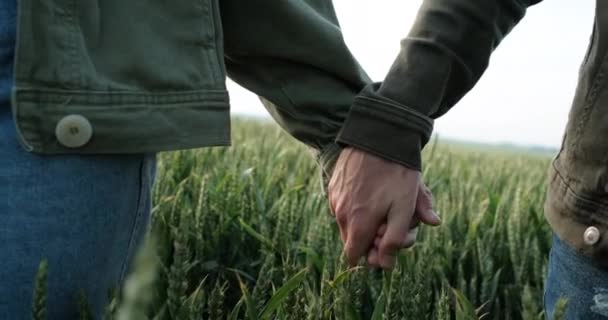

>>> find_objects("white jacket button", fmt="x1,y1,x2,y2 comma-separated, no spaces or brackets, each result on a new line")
55,115,93,148
584,226,600,246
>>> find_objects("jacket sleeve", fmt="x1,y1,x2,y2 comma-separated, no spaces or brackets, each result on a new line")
219,0,371,178
336,0,543,171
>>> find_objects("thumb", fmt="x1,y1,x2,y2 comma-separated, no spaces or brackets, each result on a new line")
416,208,441,226
415,183,441,226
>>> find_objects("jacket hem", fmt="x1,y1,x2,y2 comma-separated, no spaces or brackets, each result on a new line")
12,88,232,154
544,164,608,269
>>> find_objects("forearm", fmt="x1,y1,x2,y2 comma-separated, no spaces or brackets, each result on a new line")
221,0,371,176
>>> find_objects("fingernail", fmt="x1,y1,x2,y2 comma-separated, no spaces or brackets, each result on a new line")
368,249,379,266
432,210,442,224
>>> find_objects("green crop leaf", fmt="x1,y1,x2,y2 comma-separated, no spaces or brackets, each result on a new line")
453,288,478,320
238,218,274,249
259,268,308,320
236,274,257,320
371,292,386,320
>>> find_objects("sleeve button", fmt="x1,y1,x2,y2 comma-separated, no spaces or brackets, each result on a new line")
584,226,601,246
55,115,93,148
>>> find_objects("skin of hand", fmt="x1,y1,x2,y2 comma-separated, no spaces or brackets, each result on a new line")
328,147,441,269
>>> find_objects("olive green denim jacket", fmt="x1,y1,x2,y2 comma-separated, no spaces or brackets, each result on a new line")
351,0,608,267
11,0,368,173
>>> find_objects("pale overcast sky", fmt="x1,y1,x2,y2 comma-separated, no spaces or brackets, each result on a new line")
228,0,595,148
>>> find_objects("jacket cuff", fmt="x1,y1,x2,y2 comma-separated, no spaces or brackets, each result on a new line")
336,83,434,171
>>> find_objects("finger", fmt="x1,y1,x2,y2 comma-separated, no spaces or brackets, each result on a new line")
374,236,381,248
344,215,382,266
379,215,418,234
377,231,416,269
379,199,417,268
415,184,441,226
377,211,420,238
374,227,417,261
375,229,418,269
416,209,441,226
367,247,380,267
376,223,388,236
402,227,419,249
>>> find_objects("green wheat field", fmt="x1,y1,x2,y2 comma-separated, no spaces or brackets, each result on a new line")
33,119,563,320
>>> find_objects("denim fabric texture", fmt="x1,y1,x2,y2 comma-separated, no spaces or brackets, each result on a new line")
0,0,15,108
0,1,156,318
545,234,608,319
0,104,156,319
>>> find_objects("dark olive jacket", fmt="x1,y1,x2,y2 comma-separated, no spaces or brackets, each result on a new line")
355,0,608,268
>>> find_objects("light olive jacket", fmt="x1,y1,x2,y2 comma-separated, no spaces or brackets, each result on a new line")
12,0,368,175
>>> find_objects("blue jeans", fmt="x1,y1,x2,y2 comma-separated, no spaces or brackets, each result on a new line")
0,106,156,319
545,235,608,319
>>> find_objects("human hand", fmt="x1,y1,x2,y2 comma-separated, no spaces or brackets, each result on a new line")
367,178,439,268
328,147,441,269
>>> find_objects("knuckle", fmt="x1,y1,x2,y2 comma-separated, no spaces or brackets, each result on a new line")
382,237,404,252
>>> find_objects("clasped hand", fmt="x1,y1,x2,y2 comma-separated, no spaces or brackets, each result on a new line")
328,147,441,269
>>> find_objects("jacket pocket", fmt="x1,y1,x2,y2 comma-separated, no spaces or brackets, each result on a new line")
16,0,226,92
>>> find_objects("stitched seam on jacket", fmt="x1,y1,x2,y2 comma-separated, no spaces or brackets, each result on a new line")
573,55,608,148
351,98,433,140
15,89,229,105
551,160,608,217
356,96,434,128
336,136,420,171
67,0,80,87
